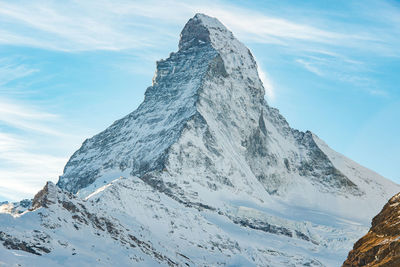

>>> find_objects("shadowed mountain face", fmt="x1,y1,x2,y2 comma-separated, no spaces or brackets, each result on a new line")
57,13,359,199
1,14,399,266
343,192,400,267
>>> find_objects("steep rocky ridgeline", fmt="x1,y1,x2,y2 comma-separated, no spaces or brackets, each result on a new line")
57,14,361,200
1,14,399,267
343,192,400,267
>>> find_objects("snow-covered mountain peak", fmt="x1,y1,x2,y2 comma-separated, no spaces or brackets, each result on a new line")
55,13,398,214
178,14,265,96
178,13,231,50
3,14,399,266
57,13,266,195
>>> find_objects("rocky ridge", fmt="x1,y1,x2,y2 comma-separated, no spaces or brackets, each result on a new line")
1,14,399,266
343,192,400,266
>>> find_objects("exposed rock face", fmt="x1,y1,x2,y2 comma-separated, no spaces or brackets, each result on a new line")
343,192,400,267
1,14,399,266
1,181,180,266
58,13,364,202
31,182,60,209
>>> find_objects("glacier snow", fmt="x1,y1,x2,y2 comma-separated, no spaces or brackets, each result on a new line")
1,13,399,267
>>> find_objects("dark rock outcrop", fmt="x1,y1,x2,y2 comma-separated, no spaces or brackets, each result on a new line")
343,192,400,266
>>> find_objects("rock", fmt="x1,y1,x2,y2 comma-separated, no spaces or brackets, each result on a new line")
343,192,400,267
1,13,399,267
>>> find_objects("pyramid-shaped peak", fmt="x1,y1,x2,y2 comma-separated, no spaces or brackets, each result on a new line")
178,13,233,50
192,13,227,29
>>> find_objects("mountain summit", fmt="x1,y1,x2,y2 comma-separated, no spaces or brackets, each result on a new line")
1,14,399,266
57,13,265,195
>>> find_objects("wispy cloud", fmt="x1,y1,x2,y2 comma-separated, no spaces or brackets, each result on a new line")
0,59,77,201
295,59,324,77
0,58,38,87
0,0,174,51
294,50,389,97
0,96,72,201
0,133,67,201
199,8,370,47
0,0,398,200
0,0,398,55
0,0,397,98
0,97,76,201
0,56,68,135
0,97,66,136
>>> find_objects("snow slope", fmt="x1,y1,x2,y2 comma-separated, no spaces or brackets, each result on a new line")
1,13,399,266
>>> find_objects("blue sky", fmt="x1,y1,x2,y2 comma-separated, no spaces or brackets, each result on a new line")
0,0,399,201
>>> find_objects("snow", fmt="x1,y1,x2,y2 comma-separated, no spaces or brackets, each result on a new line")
1,13,399,267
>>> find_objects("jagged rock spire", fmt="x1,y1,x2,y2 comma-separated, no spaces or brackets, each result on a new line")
179,13,229,50
2,13,400,267
179,14,212,50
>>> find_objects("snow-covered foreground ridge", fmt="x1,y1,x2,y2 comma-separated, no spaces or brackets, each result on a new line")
1,14,399,266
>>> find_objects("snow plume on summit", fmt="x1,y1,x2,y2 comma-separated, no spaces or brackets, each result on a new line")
1,14,399,266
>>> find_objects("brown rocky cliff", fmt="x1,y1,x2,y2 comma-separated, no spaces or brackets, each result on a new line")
343,192,400,266
30,181,59,210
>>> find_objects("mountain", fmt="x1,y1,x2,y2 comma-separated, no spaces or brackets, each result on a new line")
343,192,400,266
1,13,399,267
